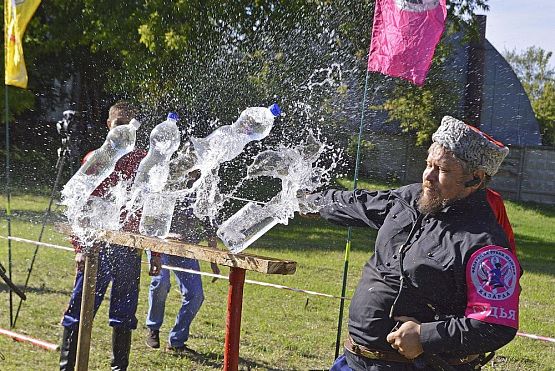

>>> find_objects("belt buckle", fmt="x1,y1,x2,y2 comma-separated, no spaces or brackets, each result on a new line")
458,355,471,363
355,345,382,360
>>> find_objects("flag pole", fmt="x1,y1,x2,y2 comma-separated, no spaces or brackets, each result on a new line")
334,68,381,358
4,84,14,328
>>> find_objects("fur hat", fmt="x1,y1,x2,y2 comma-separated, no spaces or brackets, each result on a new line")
432,116,509,176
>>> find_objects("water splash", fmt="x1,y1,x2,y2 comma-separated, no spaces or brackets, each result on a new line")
217,131,336,253
165,105,280,222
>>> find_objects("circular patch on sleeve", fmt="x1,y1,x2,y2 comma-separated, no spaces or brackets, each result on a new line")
469,247,518,301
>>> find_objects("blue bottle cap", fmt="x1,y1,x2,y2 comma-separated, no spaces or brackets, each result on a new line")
167,112,180,121
268,103,281,117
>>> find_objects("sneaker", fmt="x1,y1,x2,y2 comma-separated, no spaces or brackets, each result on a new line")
165,344,192,355
145,329,160,349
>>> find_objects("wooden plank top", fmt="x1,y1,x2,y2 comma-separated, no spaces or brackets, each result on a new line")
55,224,296,275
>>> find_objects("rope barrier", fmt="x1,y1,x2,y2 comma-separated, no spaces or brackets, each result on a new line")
0,235,74,252
0,234,349,300
516,332,555,343
3,234,554,344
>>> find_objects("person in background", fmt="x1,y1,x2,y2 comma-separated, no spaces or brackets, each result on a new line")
303,116,521,370
59,101,161,371
145,170,220,353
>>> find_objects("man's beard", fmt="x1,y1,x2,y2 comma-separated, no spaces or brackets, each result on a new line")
418,183,447,214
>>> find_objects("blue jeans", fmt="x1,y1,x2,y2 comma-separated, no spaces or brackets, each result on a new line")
62,245,141,330
146,252,204,347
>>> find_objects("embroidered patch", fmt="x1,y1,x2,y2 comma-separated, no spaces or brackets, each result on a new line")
469,247,518,300
465,245,520,328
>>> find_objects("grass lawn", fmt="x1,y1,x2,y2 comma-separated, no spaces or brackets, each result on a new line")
0,180,554,370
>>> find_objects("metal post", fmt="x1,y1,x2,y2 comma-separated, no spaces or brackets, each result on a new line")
223,267,246,371
334,72,378,359
4,85,14,328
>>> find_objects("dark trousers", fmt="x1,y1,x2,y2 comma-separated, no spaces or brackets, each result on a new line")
331,352,478,371
62,245,141,330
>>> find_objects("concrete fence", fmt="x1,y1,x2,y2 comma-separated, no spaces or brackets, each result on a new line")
359,133,555,205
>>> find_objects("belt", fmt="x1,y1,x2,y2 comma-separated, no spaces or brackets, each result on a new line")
344,336,479,366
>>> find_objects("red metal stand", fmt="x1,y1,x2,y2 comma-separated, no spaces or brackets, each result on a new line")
223,267,246,371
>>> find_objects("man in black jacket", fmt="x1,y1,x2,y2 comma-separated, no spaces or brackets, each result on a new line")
308,116,520,370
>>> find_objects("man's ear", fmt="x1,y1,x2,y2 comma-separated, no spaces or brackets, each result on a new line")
472,170,486,189
474,169,486,183
464,170,486,188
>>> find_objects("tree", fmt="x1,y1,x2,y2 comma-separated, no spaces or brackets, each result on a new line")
8,0,495,155
504,47,555,146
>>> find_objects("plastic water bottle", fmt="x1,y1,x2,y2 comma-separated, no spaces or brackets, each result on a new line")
232,103,282,141
217,201,280,254
134,113,181,238
61,118,141,212
131,113,181,206
190,103,281,166
140,192,179,238
166,104,281,194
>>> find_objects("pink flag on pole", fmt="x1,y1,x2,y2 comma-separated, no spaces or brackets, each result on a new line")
367,0,447,86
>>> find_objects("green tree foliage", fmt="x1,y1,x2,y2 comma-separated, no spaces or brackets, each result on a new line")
7,0,492,152
504,47,555,146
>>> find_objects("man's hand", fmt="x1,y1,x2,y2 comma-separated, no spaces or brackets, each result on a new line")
75,253,86,272
386,316,424,359
297,190,322,217
149,254,162,276
210,262,220,283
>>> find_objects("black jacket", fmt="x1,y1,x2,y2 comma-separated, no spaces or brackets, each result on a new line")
313,184,518,357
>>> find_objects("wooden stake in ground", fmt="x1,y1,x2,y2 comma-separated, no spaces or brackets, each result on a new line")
76,247,99,371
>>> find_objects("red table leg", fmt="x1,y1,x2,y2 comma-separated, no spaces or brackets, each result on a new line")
223,267,246,371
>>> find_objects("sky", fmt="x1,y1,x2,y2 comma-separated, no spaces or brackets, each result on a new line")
477,0,555,56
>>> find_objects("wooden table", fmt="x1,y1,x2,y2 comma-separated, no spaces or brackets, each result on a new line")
56,225,296,371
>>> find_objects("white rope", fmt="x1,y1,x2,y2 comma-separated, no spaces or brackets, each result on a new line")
0,234,349,300
147,262,348,300
516,332,555,343
0,235,74,252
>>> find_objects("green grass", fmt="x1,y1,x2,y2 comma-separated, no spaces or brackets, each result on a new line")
0,182,554,370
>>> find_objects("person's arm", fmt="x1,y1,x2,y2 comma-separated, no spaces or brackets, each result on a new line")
70,236,85,271
307,188,393,229
75,252,86,272
387,316,516,359
419,245,520,355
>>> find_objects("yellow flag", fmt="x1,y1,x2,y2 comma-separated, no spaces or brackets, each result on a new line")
4,0,41,88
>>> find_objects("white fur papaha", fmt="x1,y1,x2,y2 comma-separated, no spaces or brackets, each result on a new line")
432,116,509,176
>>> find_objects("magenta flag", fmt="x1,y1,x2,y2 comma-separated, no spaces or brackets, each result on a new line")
367,0,447,86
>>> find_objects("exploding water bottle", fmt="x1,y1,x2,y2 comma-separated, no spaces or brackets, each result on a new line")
61,118,141,222
167,104,281,191
217,133,325,254
140,192,179,238
130,113,181,207
191,103,282,164
217,201,280,254
134,112,182,238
